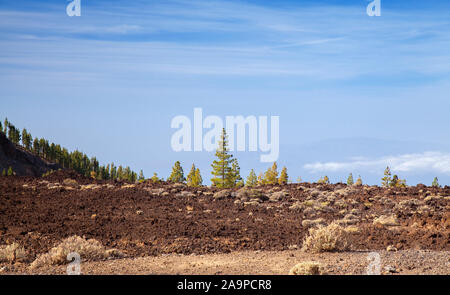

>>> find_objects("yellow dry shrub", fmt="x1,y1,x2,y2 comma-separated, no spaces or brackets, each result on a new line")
63,178,78,186
0,243,27,263
289,262,324,275
30,236,120,269
301,221,349,253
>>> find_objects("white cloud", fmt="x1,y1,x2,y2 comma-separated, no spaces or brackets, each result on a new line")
304,151,450,174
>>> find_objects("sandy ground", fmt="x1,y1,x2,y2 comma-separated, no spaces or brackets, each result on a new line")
4,249,448,275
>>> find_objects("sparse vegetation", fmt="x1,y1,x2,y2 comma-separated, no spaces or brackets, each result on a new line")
138,170,145,182
210,129,242,188
262,162,278,185
1,117,139,181
63,178,78,187
245,169,258,187
30,236,121,269
432,177,440,188
317,176,330,184
373,214,399,227
289,262,324,275
278,166,288,185
381,166,392,187
168,161,185,183
230,159,244,187
0,242,27,263
0,171,449,274
150,172,160,183
390,174,406,188
187,164,202,187
257,172,264,185
301,221,349,253
381,166,406,188
347,173,354,185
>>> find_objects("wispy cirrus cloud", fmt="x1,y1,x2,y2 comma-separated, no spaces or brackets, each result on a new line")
304,151,450,174
1,0,450,81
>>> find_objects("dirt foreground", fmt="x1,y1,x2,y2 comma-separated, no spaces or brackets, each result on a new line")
2,250,448,275
0,170,448,275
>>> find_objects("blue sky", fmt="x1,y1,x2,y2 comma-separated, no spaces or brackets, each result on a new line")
1,0,450,185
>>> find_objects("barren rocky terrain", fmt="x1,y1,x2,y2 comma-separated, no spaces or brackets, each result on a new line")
0,170,449,275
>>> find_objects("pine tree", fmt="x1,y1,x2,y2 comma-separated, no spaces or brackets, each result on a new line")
390,175,406,188
9,124,21,144
187,164,196,186
228,159,243,187
124,166,131,181
278,167,288,185
195,168,202,186
318,176,330,184
432,177,440,188
187,164,202,187
2,169,6,176
138,170,145,182
110,163,116,180
33,138,39,155
22,129,32,150
257,172,264,185
3,118,8,138
168,161,185,183
347,173,354,185
246,169,258,187
390,175,399,187
0,121,3,134
187,164,198,187
7,124,20,144
7,166,13,176
210,129,235,188
105,164,111,180
117,166,124,180
355,175,363,186
381,166,392,187
151,173,159,183
263,162,278,185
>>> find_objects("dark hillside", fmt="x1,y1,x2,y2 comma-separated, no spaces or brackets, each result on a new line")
0,132,60,176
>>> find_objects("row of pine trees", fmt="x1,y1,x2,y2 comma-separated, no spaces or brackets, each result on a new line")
160,130,441,188
158,129,289,188
1,118,442,188
0,118,140,181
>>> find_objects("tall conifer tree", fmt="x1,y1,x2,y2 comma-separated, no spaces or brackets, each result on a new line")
278,166,288,185
246,169,258,187
211,129,235,188
168,161,185,183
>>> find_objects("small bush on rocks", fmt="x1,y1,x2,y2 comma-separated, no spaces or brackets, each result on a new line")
30,236,122,269
289,262,325,275
0,243,27,263
301,221,349,253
